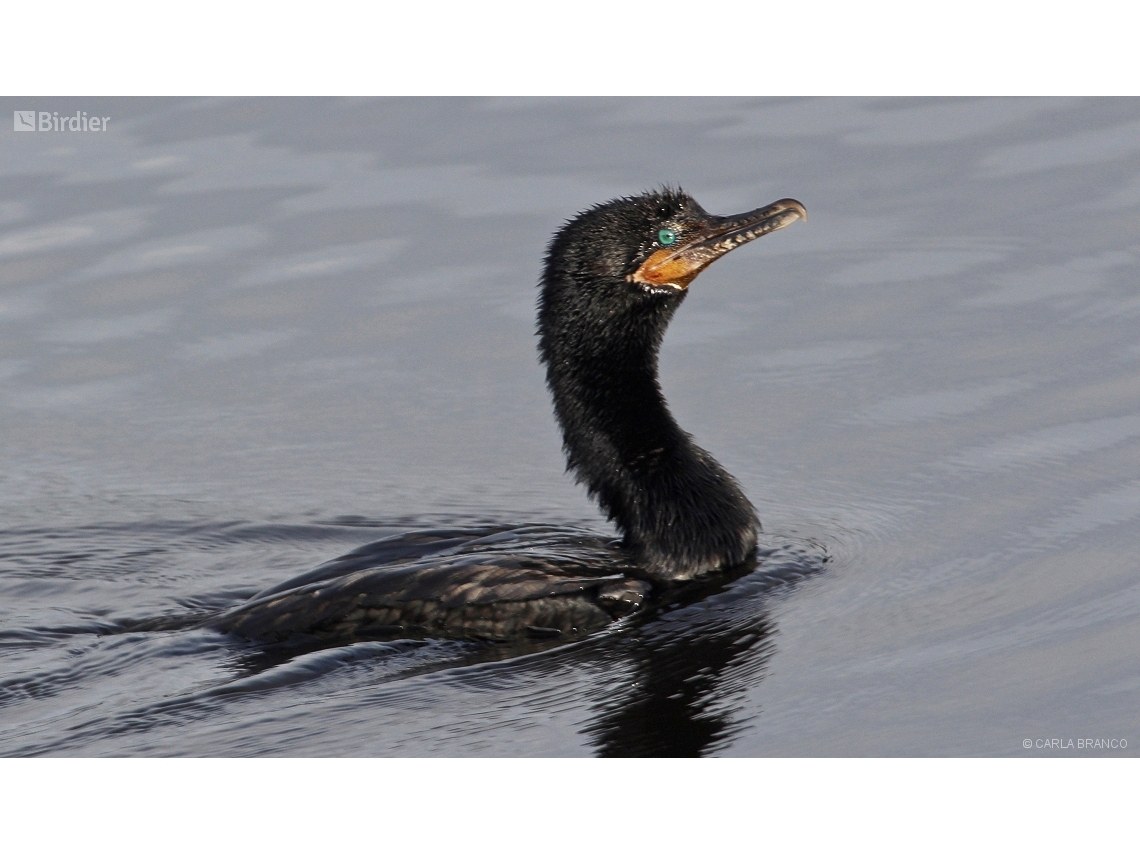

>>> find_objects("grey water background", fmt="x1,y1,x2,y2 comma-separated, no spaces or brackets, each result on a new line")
1,97,1138,756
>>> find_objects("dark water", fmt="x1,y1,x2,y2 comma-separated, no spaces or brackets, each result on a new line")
2,97,1139,756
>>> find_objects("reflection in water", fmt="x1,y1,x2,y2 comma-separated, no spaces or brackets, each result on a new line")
581,545,818,757
585,608,776,757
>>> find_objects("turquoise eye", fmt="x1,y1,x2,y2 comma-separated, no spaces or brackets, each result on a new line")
657,228,677,246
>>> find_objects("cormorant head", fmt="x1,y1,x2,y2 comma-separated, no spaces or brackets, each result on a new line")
539,188,805,356
543,188,803,292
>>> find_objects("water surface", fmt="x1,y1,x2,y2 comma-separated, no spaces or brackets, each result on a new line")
2,97,1138,755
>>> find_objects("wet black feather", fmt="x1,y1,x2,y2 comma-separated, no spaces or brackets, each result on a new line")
537,189,759,581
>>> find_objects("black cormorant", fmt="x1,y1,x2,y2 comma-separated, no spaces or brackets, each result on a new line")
205,189,805,644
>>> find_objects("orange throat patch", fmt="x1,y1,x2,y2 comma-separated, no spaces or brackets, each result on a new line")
628,248,702,291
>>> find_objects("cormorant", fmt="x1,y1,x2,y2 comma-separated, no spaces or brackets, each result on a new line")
205,189,805,644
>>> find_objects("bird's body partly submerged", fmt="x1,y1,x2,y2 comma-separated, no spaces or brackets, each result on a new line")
206,189,805,644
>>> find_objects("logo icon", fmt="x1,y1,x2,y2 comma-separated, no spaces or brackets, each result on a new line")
14,111,36,132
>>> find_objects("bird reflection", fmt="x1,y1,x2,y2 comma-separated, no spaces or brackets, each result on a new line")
580,550,795,757
585,608,775,757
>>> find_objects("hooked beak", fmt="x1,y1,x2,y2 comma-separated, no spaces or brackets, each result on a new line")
629,198,806,290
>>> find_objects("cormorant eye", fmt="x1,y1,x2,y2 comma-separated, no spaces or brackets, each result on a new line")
657,228,677,246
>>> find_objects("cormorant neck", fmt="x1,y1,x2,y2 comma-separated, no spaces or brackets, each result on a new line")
538,281,758,582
